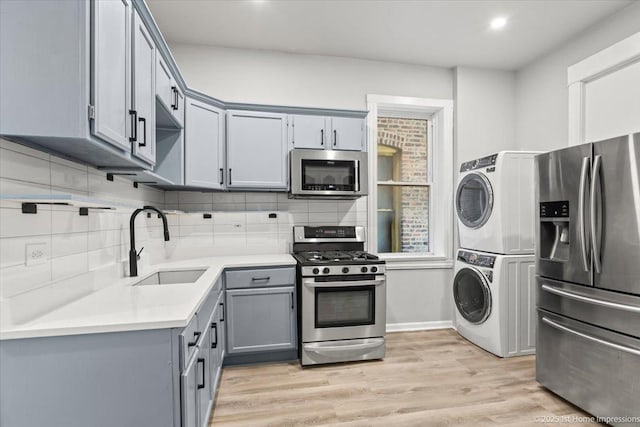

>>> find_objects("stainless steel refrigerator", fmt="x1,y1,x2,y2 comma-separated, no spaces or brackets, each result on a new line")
536,133,640,423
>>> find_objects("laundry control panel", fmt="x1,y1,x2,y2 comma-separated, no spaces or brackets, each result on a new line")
459,154,498,172
457,250,496,268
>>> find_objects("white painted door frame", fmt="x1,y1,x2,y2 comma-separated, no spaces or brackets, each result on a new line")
567,31,640,146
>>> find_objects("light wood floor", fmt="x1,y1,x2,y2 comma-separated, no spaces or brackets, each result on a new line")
210,329,600,426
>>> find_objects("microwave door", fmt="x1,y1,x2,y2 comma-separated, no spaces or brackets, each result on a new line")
593,133,640,297
536,143,592,287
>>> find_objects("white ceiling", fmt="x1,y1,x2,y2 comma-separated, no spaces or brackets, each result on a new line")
147,0,633,70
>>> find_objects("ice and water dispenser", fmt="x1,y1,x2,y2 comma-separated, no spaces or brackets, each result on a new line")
539,201,570,262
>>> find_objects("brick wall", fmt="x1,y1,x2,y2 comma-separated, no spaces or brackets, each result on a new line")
377,118,429,252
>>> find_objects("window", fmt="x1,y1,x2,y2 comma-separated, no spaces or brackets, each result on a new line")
376,118,430,253
366,95,454,267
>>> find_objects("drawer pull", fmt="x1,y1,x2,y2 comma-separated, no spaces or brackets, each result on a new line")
541,284,640,313
211,322,218,349
251,276,270,282
542,317,640,356
187,331,201,347
197,358,206,389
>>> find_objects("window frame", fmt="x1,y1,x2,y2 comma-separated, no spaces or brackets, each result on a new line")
366,95,454,269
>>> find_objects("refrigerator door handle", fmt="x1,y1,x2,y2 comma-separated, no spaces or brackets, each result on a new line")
578,157,590,272
542,317,640,357
590,155,602,274
541,284,640,313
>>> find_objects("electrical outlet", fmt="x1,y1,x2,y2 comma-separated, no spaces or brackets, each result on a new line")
25,242,48,266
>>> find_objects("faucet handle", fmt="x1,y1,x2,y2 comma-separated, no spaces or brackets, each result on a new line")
136,247,144,260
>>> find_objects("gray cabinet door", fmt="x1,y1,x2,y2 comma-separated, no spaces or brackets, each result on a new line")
292,115,327,150
330,117,365,151
91,0,132,151
227,110,289,189
208,305,220,398
226,286,296,354
155,53,173,113
198,327,212,427
131,10,156,165
185,98,225,189
181,351,199,427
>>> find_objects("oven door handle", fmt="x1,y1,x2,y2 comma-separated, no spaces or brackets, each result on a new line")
304,339,384,353
303,278,385,288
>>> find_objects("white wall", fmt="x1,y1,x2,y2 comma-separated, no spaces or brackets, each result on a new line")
170,44,453,111
454,67,517,163
170,44,457,328
515,1,640,152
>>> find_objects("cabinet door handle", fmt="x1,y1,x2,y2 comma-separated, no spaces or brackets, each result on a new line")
171,86,178,110
138,117,146,147
320,129,324,146
333,129,337,147
211,322,218,349
290,291,294,310
228,168,232,185
220,302,225,322
219,168,224,185
187,331,201,347
197,357,206,389
129,110,137,142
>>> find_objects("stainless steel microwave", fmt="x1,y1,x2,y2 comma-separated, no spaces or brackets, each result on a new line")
290,149,368,199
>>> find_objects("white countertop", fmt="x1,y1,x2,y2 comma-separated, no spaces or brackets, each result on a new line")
0,254,295,340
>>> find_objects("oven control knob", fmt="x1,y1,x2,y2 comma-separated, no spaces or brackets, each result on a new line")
361,266,368,273
312,268,319,275
323,267,330,274
371,266,378,273
342,267,349,274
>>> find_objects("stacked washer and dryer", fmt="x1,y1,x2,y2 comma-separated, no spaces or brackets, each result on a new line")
453,152,540,357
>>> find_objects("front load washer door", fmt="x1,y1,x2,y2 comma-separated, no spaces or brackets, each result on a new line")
453,267,492,324
456,173,494,229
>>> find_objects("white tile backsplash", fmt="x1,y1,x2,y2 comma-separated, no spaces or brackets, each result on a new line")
0,139,164,299
0,137,369,300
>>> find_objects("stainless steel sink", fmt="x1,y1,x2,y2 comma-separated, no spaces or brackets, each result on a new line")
134,269,206,286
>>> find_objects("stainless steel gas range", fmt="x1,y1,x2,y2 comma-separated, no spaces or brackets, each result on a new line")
291,226,386,366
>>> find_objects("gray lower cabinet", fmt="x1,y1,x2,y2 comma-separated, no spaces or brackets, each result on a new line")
0,276,226,427
226,110,289,190
226,286,297,354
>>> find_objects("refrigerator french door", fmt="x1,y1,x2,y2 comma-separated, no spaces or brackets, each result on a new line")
536,132,640,425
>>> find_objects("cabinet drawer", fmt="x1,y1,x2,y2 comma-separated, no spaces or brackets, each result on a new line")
225,267,295,289
179,314,200,370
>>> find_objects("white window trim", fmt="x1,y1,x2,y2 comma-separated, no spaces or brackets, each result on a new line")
567,31,640,146
366,94,454,269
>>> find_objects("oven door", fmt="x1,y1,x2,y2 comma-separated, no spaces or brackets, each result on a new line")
301,275,386,342
290,149,368,198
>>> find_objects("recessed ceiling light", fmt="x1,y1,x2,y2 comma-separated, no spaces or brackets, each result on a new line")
490,16,508,31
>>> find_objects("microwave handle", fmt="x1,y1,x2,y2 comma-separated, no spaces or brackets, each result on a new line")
354,160,360,192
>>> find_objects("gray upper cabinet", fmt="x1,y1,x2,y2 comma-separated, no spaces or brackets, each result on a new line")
131,10,156,165
329,117,365,151
226,110,289,190
291,115,366,151
185,98,225,189
226,286,297,354
291,115,327,150
92,0,132,151
156,53,185,128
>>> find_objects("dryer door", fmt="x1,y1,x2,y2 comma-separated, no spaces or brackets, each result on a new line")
456,173,494,229
454,267,492,324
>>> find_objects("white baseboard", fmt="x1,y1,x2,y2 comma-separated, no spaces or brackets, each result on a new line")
386,320,455,333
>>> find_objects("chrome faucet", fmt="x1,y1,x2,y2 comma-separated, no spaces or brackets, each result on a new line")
129,205,170,277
